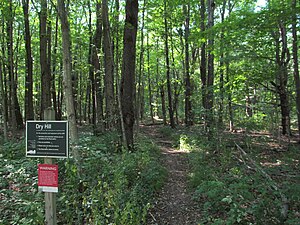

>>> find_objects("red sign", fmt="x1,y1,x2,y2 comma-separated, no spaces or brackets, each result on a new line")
38,164,58,193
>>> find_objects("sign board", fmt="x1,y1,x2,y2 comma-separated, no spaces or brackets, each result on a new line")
38,164,58,193
26,121,68,158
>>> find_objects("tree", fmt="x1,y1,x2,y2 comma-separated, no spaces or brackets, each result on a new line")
40,0,52,118
102,0,115,128
184,3,193,126
57,0,79,152
291,0,300,137
120,0,139,150
22,0,34,120
206,0,215,127
163,0,175,128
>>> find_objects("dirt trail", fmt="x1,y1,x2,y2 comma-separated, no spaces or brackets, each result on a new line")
142,125,201,225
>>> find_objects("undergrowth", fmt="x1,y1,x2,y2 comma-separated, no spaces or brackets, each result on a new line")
184,129,300,224
0,131,166,224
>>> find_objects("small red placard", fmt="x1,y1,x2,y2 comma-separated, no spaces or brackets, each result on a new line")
38,164,58,192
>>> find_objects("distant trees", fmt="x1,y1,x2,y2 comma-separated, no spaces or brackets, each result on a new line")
0,0,299,146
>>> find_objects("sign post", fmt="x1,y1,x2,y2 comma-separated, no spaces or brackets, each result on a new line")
26,109,68,225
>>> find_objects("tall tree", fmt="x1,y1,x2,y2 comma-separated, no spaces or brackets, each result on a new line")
163,0,175,128
7,0,17,137
120,0,139,150
57,0,80,154
102,0,115,128
206,0,215,126
291,0,300,137
184,3,193,126
22,0,34,120
200,0,207,123
40,0,51,117
272,20,290,135
0,61,8,141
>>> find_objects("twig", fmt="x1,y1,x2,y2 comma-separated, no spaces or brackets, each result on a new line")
149,212,157,222
235,142,289,221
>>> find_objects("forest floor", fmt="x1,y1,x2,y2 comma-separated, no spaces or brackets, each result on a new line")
141,124,202,225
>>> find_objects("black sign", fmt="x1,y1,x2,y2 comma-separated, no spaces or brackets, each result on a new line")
26,121,68,158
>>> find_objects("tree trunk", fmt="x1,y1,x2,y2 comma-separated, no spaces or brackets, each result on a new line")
273,21,290,135
120,0,138,150
40,0,51,118
291,0,300,137
7,1,17,138
57,0,79,144
88,2,96,131
22,0,34,120
102,0,115,128
184,3,193,126
93,2,104,133
52,15,59,120
218,0,226,125
147,33,154,124
163,0,175,128
207,0,215,126
200,0,207,115
136,0,146,127
0,61,8,141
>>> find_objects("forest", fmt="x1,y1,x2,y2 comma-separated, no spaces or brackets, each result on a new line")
0,0,300,224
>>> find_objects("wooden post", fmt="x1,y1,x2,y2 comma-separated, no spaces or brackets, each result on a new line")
43,109,57,225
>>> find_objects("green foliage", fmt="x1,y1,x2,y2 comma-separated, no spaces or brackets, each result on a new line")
187,132,300,224
0,141,44,225
0,132,166,224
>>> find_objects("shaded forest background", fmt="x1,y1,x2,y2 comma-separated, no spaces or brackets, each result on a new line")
0,0,299,142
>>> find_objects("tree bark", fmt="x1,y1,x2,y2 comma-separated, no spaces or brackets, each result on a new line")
200,0,207,114
136,0,146,127
7,1,17,138
57,0,79,144
52,15,59,120
0,61,8,141
92,2,104,133
291,0,300,137
163,0,175,128
120,0,138,150
273,21,290,135
102,0,115,128
22,0,34,120
147,32,154,124
40,0,51,118
207,0,215,126
184,3,193,126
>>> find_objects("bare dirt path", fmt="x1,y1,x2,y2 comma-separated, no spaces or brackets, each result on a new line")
141,125,201,225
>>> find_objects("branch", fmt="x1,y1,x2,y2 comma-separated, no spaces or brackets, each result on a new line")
235,143,288,221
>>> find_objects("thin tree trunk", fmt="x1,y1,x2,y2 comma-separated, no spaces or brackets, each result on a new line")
200,0,207,115
102,0,115,128
7,1,17,138
207,0,215,127
147,32,154,124
22,0,34,120
0,61,8,141
88,2,96,131
291,0,300,137
163,0,175,128
136,0,146,127
184,3,192,126
52,15,59,120
120,0,138,150
273,21,290,135
93,2,104,133
218,0,226,125
40,0,51,118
